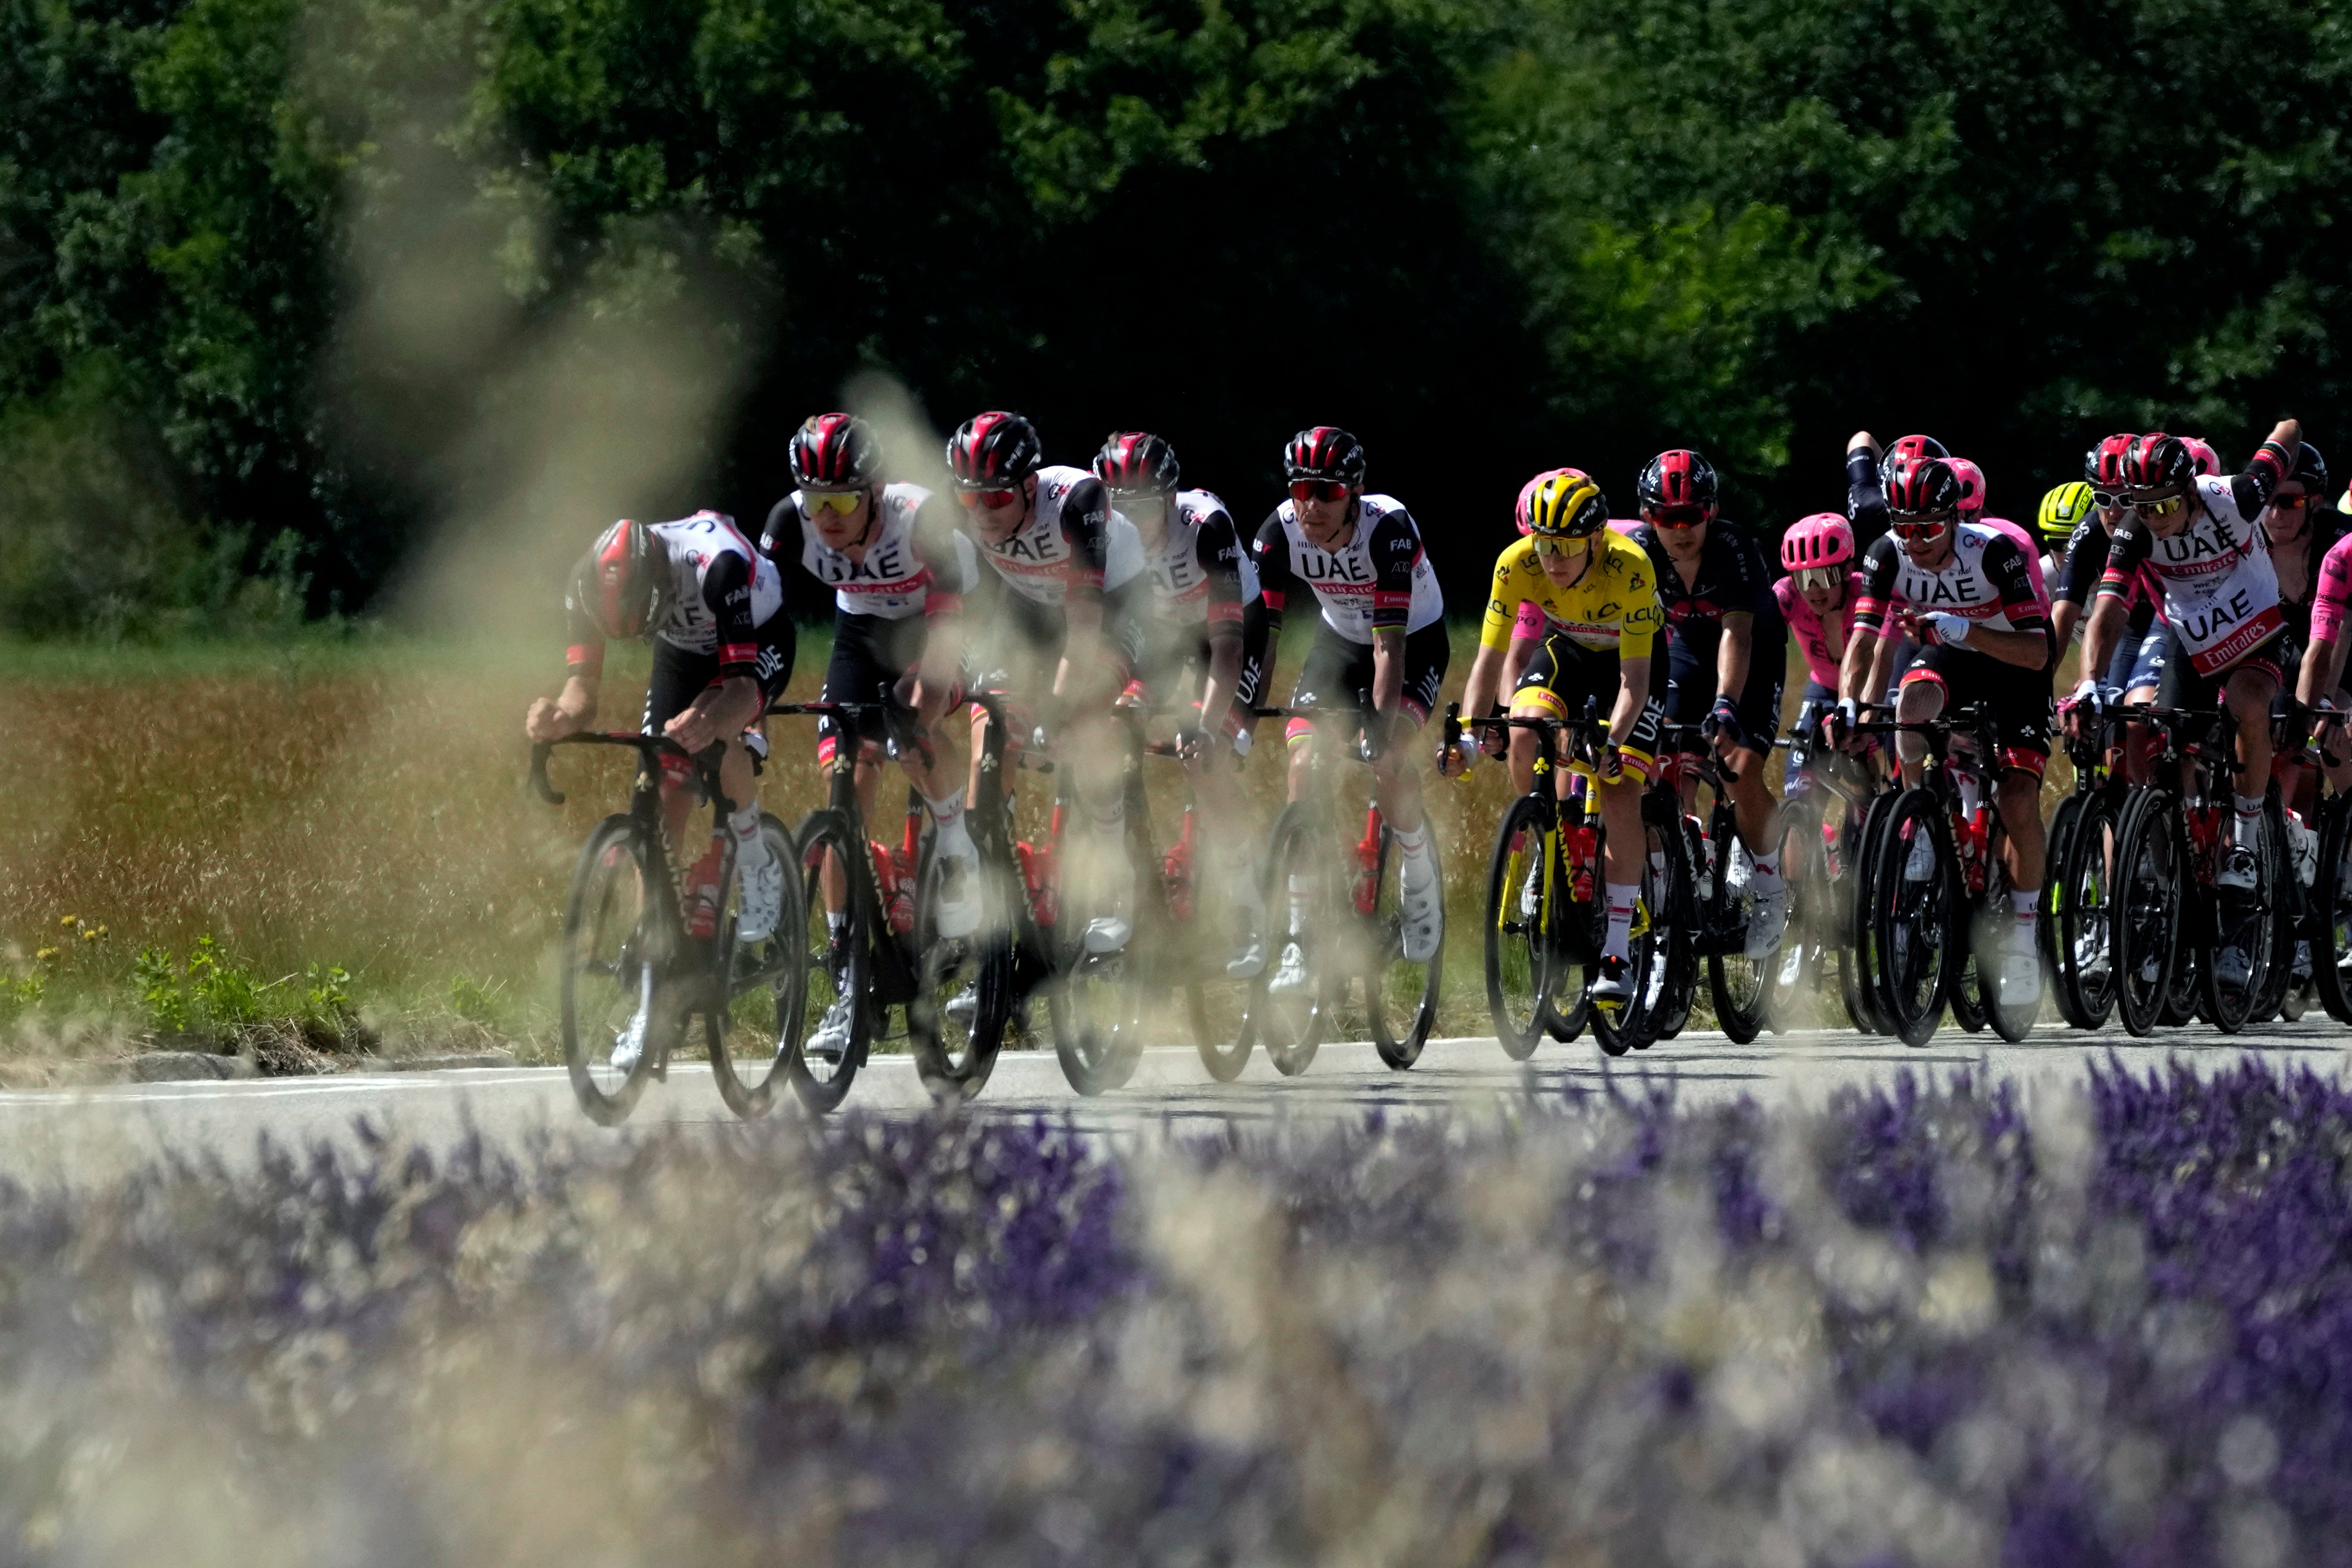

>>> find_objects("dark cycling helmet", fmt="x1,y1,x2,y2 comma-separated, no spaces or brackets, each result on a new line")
1283,426,1367,487
570,519,666,641
2085,433,2137,492
2295,441,2330,494
1637,449,1718,515
789,412,881,489
1884,454,1963,519
1877,433,1949,486
2121,433,2194,497
1093,431,1181,495
946,411,1044,490
1526,472,1609,537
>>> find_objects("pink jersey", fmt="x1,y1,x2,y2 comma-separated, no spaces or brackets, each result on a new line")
2311,532,2352,645
1775,571,1866,688
1979,515,2055,619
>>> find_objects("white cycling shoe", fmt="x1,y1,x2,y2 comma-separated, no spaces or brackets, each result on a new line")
609,1008,649,1074
2213,945,2253,990
944,983,979,1028
1904,826,1937,882
1226,901,1267,980
1081,843,1136,956
1996,922,2041,1009
1399,865,1443,963
736,847,784,944
930,848,980,940
2216,847,2259,892
808,993,856,1063
1743,879,1790,960
1266,942,1311,996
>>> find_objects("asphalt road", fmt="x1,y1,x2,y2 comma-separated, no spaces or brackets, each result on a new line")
0,1016,2345,1182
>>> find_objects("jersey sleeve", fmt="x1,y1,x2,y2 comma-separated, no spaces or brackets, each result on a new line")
1850,534,1904,632
2056,518,2109,605
702,550,761,678
1618,550,1663,661
1846,446,1889,549
2231,442,2292,521
2314,534,2352,647
1251,511,1296,618
760,497,796,559
1980,533,2047,633
911,493,972,617
1056,476,1112,602
2097,517,2154,600
1367,510,1421,631
1194,509,1246,631
1479,550,1527,651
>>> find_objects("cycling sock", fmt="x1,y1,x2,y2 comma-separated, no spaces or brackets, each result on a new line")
1603,881,1639,961
928,793,975,860
728,805,767,867
2010,887,2038,918
1749,849,1781,887
1288,874,1309,936
923,789,964,828
826,910,847,936
1957,773,1982,821
1392,822,1435,889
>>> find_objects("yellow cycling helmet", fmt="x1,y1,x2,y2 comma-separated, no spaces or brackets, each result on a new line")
2037,481,2095,543
1526,472,1610,537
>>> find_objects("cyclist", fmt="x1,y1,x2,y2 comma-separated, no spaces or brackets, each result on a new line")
2075,424,2303,913
946,411,1147,956
1247,426,1448,985
763,413,979,1057
1091,430,1266,975
1848,431,1948,554
2036,480,2093,592
1838,454,2056,1003
1777,512,1866,753
2294,476,2352,759
524,510,795,1068
1441,471,1666,1007
1628,449,1789,956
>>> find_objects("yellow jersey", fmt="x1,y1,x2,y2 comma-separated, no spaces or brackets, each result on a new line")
1479,533,1664,658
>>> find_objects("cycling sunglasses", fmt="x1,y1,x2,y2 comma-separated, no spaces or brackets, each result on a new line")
1793,566,1844,593
1530,533,1590,558
2090,489,2130,510
1650,504,1709,528
1888,513,1953,541
1289,480,1352,506
802,489,863,517
954,487,1022,510
2271,492,2312,511
2130,491,2188,519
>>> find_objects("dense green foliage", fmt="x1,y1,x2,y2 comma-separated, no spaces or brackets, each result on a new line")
1,0,2347,626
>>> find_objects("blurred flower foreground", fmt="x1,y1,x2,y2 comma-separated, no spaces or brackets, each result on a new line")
4,1058,2348,1567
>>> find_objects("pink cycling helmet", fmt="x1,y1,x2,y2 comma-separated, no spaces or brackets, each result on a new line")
1515,466,1587,534
2182,436,2220,477
1945,457,1986,517
1781,512,1854,572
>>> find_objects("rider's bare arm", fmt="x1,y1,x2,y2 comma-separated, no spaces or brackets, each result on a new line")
1964,625,2053,671
1370,626,1406,727
2077,594,2127,688
1716,610,1752,704
1609,656,1652,752
527,672,600,742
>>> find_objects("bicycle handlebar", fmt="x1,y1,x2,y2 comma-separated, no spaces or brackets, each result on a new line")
527,730,709,807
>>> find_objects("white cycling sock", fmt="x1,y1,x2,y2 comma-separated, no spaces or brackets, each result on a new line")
728,805,768,868
927,792,974,859
1749,848,1781,887
1603,881,1639,962
2011,887,2038,918
1392,822,1434,889
826,909,847,936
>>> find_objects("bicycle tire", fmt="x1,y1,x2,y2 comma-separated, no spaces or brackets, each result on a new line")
1367,824,1441,1069
1593,795,1682,1052
2053,790,2120,1027
2202,795,2284,1033
1971,856,2037,1044
905,837,1015,1102
1870,788,1960,1047
1706,800,1769,1044
1259,802,1331,1075
558,814,662,1126
707,813,805,1119
1840,789,1900,1035
787,809,872,1113
2039,795,2082,1021
2109,788,2181,1037
1485,795,1556,1062
1650,811,1703,1043
1182,814,1260,1081
2250,793,2301,1024
1048,794,1154,1096
2314,794,2352,1023
1759,794,1822,1034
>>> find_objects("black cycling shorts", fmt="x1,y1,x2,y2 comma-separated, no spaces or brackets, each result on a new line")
1510,632,1668,776
1898,642,2052,774
2158,626,2287,714
1287,619,1450,742
817,611,931,765
642,623,797,774
966,582,1140,699
1663,618,1786,753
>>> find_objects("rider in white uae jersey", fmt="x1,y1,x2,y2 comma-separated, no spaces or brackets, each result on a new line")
787,480,977,621
1252,490,1445,642
969,463,1146,607
2099,473,2283,677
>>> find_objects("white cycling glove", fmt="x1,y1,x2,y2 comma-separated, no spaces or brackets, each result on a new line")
1924,612,1971,647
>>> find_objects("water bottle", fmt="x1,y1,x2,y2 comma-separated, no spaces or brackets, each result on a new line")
684,835,727,940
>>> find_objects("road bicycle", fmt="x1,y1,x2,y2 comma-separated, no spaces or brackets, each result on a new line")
2047,713,2127,1029
768,693,1022,1109
1459,698,1672,1057
1762,713,1886,1034
1652,725,1765,1043
529,732,802,1124
1250,703,1443,1075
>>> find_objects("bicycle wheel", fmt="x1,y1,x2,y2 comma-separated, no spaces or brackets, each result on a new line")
1367,824,1441,1070
1707,803,1769,1044
1649,811,1704,1042
1186,829,1259,1081
2109,789,2182,1037
2314,795,2352,1024
1485,795,1556,1061
1259,803,1331,1075
1870,788,1960,1047
707,814,804,1120
2053,790,2120,1027
1761,795,1823,1034
2202,796,2284,1033
1841,790,1900,1035
1593,796,1682,1053
787,809,871,1114
559,815,663,1126
906,838,1015,1102
1971,855,2037,1044
1946,953,1988,1033
2251,795,2302,1024
1048,806,1154,1095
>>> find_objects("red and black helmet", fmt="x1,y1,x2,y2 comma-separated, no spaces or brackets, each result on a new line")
1637,449,1718,516
1877,433,1949,486
2085,433,2137,492
946,411,1044,490
570,519,667,641
2122,433,2194,497
1884,454,1963,518
1283,426,1366,488
789,413,880,490
1092,431,1180,495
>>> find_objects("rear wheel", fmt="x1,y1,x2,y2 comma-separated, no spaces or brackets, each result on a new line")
906,835,1016,1102
2202,796,2284,1033
1186,826,1259,1081
1706,803,1769,1044
1841,790,1900,1034
787,810,871,1113
1258,804,1330,1076
1870,788,1960,1047
2314,795,2352,1024
2053,791,2120,1027
1048,801,1154,1095
707,814,805,1119
2110,789,2182,1037
1485,795,1555,1062
1761,794,1824,1033
559,816,663,1126
1367,825,1441,1069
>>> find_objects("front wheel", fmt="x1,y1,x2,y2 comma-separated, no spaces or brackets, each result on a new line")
1870,788,1960,1047
1367,824,1443,1069
906,838,1015,1102
708,814,806,1120
1258,804,1332,1076
1048,808,1154,1095
1485,795,1557,1061
1706,807,1768,1045
2053,790,2121,1028
558,815,664,1126
787,809,872,1114
2109,789,2182,1038
2314,794,2352,1024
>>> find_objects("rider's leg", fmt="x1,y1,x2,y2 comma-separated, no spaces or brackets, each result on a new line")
2226,660,2281,861
1597,764,1646,965
1893,672,1946,787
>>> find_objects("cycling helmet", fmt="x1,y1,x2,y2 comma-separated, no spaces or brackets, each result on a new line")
2085,433,2137,492
1884,454,1963,519
570,519,666,641
1944,457,1986,517
2182,436,2221,478
1526,472,1609,537
1515,466,1585,534
2038,482,2096,542
2121,433,2194,497
789,412,881,489
1877,433,1949,485
1283,426,1367,487
946,411,1044,490
1637,449,1718,515
1092,431,1180,495
1780,513,1854,571
2295,441,2330,494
